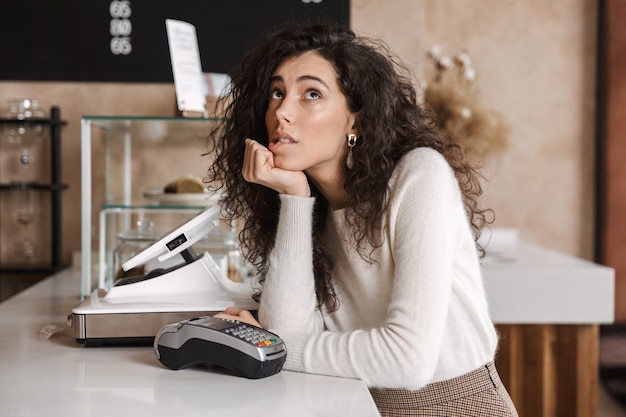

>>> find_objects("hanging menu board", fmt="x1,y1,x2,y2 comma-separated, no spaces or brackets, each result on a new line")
0,0,349,82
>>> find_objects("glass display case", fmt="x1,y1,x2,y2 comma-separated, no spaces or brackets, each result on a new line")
80,116,224,299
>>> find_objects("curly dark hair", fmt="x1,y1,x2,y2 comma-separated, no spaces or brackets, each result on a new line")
205,23,491,312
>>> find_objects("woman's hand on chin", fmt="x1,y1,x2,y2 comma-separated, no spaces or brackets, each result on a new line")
242,138,310,197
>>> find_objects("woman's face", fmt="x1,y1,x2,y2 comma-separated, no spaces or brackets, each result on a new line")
265,51,357,178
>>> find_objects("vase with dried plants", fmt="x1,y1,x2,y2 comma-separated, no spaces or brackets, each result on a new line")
423,46,509,162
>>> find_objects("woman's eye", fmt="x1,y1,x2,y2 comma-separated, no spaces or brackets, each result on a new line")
304,90,321,100
269,89,283,99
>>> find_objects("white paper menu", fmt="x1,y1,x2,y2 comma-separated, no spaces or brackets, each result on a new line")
166,19,207,116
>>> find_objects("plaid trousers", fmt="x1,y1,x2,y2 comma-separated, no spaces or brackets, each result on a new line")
369,362,519,417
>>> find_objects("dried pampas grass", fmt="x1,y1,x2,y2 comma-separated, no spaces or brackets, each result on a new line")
423,46,509,161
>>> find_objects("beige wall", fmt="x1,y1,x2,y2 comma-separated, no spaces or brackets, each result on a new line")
353,0,598,259
0,0,598,266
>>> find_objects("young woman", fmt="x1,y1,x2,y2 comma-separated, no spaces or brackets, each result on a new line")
208,23,518,417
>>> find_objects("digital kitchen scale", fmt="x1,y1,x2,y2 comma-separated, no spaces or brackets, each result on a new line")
68,205,258,346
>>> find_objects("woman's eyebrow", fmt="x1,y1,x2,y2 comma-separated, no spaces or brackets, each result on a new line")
269,74,330,90
297,75,330,89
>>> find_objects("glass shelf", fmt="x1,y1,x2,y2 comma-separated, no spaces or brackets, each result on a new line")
101,202,210,209
0,118,54,124
0,182,68,191
83,115,221,136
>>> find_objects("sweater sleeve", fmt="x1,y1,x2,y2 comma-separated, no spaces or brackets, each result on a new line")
258,194,325,369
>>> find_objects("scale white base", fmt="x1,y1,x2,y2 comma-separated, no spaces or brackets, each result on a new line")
68,252,258,346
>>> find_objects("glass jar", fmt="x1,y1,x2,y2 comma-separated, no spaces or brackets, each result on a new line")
112,219,163,281
1,98,47,144
195,223,252,283
1,99,47,170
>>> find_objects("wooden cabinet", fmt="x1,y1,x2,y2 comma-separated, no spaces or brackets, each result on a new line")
481,233,612,417
495,324,599,417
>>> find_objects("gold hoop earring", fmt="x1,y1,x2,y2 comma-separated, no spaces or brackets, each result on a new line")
346,133,357,169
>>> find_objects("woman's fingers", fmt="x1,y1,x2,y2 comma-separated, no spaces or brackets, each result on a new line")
241,138,310,196
242,138,273,183
214,307,263,328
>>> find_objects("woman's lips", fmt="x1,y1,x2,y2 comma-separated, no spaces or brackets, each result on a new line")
268,137,295,152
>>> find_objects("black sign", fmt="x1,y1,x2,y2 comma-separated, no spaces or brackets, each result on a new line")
1,0,349,82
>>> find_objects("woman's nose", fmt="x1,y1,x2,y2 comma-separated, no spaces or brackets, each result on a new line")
275,97,295,124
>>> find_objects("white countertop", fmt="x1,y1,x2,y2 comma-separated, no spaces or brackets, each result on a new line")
0,268,380,417
482,229,614,324
0,232,614,416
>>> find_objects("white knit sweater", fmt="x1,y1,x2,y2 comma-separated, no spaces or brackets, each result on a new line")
258,147,498,390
